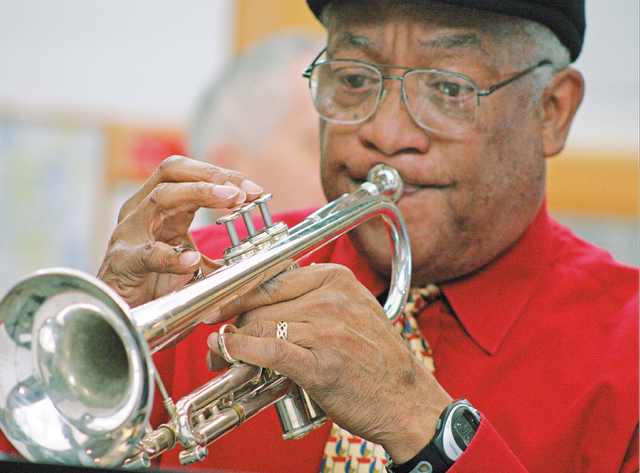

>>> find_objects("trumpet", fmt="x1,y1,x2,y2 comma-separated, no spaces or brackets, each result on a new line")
0,163,412,468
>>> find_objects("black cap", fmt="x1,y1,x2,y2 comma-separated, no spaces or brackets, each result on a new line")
306,0,585,61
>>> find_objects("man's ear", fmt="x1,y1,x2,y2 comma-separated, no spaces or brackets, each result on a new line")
541,67,584,158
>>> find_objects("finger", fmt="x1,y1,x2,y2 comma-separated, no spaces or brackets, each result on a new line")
207,330,310,378
220,264,352,319
150,155,264,198
119,181,246,248
206,349,230,372
122,240,203,276
206,324,238,371
119,155,264,222
141,181,247,218
232,319,292,340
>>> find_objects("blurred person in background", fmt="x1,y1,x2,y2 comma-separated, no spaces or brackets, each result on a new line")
190,30,326,218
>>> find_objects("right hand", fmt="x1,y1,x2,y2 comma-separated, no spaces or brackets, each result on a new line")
97,155,264,307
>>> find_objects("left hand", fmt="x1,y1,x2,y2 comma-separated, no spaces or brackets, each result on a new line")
205,263,452,463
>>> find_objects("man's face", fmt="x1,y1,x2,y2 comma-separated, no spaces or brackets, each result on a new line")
319,1,548,284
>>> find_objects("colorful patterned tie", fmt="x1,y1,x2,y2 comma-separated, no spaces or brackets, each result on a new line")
320,285,442,473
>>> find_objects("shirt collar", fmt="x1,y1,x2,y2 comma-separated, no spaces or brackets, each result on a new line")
325,204,554,356
440,204,554,355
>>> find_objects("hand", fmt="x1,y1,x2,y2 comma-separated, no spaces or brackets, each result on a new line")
205,263,452,463
97,155,263,307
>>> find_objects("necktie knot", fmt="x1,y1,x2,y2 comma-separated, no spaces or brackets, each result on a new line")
404,283,442,319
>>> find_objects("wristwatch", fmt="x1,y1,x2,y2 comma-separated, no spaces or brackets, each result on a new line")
386,399,481,473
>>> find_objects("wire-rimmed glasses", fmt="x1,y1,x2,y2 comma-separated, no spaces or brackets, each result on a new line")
302,48,552,135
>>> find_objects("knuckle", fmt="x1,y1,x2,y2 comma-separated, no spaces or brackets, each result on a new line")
139,242,157,268
221,168,246,183
255,277,281,304
245,319,272,338
156,155,184,175
147,183,170,208
271,340,291,366
201,164,225,183
325,263,355,281
191,181,213,198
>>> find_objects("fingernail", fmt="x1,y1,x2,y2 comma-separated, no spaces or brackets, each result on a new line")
212,185,240,199
235,191,247,205
203,310,221,324
179,251,201,267
241,180,263,195
207,332,218,350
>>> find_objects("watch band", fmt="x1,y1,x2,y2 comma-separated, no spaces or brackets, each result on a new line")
386,442,449,473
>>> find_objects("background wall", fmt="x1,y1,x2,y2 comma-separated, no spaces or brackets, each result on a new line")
0,0,637,297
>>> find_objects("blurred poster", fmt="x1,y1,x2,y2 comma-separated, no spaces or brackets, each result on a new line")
0,117,106,296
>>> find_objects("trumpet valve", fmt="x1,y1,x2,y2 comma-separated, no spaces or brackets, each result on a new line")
216,212,242,247
254,193,274,227
238,202,257,237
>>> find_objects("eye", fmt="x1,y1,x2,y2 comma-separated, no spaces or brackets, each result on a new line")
342,73,368,88
433,80,475,99
333,66,379,90
440,81,463,97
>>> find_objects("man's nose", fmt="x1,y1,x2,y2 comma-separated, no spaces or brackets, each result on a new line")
357,80,430,156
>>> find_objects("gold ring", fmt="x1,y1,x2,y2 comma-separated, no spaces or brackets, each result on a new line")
276,321,288,340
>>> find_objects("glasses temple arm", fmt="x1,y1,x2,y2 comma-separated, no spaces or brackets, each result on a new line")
478,59,553,97
302,47,328,78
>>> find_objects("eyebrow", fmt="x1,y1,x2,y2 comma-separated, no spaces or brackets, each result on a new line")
329,31,488,60
420,33,483,50
330,32,377,53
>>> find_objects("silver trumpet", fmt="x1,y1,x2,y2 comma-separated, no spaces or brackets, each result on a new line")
0,163,412,468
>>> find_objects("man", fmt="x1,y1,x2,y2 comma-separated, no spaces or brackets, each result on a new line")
2,0,637,472
190,31,326,217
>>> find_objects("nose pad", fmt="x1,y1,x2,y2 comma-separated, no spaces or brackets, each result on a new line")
369,78,414,125
359,78,430,155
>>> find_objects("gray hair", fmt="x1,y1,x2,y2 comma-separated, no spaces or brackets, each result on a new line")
189,30,324,162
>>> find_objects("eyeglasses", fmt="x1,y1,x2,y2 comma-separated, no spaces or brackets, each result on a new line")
302,48,552,135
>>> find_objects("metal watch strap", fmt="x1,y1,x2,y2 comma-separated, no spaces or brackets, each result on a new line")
386,441,449,473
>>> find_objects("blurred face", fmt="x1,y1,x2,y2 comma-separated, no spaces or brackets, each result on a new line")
243,56,324,215
319,1,547,284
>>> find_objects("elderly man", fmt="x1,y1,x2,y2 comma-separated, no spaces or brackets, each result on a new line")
2,0,637,472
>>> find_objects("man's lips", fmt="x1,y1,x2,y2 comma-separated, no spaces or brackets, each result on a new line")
350,177,450,199
400,183,449,200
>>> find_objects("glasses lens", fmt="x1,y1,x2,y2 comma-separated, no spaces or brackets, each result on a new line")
310,61,382,124
403,70,478,134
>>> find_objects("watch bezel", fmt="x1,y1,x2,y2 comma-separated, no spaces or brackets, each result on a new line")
433,399,481,466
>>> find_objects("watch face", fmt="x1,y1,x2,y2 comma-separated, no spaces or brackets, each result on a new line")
451,409,481,448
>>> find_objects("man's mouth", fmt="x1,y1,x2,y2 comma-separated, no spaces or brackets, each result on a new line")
399,182,449,200
402,185,422,197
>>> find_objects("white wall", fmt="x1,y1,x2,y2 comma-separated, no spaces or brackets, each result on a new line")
568,0,639,150
0,0,236,124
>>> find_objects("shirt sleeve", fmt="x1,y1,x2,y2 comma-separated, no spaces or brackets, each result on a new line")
621,425,639,473
448,417,528,472
450,417,639,473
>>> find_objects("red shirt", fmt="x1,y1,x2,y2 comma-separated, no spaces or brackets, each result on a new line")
1,204,637,473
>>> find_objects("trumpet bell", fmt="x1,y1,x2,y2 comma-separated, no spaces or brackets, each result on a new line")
0,268,153,467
